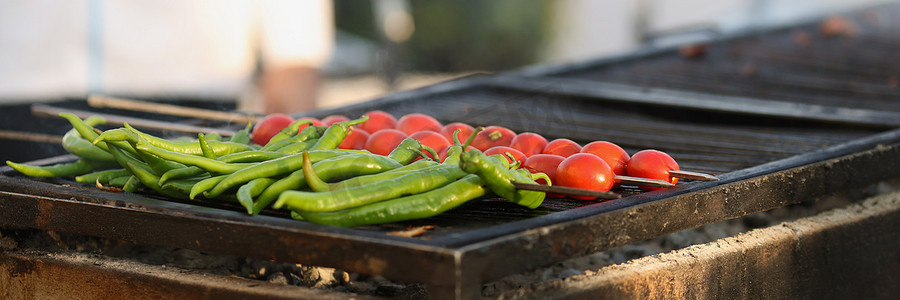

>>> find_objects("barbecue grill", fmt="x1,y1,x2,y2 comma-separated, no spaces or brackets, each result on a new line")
3,4,900,299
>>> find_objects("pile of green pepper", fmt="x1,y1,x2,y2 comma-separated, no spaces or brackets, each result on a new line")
5,114,547,227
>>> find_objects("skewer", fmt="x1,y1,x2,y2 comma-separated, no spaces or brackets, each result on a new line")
669,170,719,181
613,175,675,188
87,94,261,124
0,129,63,144
31,104,237,136
512,182,621,199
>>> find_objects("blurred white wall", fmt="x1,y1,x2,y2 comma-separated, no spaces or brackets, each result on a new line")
544,0,896,63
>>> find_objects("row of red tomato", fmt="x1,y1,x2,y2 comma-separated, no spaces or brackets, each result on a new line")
252,111,680,200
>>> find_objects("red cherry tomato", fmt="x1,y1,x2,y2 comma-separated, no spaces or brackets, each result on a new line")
321,114,349,126
436,145,477,163
556,153,615,200
484,146,526,166
581,141,630,176
408,131,451,160
471,126,516,151
251,113,294,146
296,117,324,133
627,149,679,190
395,113,442,135
338,127,370,150
364,129,408,156
440,122,475,144
509,132,548,157
542,138,582,157
522,154,566,198
358,110,397,134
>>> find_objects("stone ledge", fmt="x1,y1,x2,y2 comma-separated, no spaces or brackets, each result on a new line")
501,190,900,299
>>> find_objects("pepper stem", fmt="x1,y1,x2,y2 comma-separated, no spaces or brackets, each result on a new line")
301,151,330,192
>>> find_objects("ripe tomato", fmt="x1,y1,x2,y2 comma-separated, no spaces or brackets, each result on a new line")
338,127,370,150
556,153,615,200
509,132,548,157
321,114,349,126
471,126,516,151
440,122,475,144
296,117,324,133
581,141,630,176
395,113,442,135
358,110,397,134
627,149,679,190
484,146,526,166
365,129,407,155
542,138,582,157
408,130,451,160
364,129,409,156
522,154,566,198
251,113,294,145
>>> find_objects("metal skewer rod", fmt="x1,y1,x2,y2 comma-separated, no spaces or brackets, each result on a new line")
31,104,237,136
512,182,621,199
614,175,675,187
87,94,261,124
669,170,719,181
0,129,63,144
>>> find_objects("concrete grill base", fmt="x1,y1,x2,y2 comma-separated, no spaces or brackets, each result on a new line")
1,187,897,299
497,189,900,299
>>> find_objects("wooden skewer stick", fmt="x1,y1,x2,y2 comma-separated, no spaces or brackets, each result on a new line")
0,129,64,144
31,104,237,136
512,182,621,199
614,175,675,188
87,94,261,124
669,170,719,181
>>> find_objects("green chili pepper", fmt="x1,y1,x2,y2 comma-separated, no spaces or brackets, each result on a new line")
236,177,276,214
189,175,228,199
122,175,142,193
251,151,402,214
274,163,466,212
161,177,204,195
294,174,485,227
198,133,218,159
274,138,316,155
204,150,366,198
459,149,544,209
6,159,101,177
134,143,254,174
123,123,254,156
105,141,186,199
61,116,115,162
326,159,438,191
59,113,139,157
108,175,131,187
229,122,253,145
386,138,426,165
217,150,286,163
75,168,132,185
264,119,313,147
309,115,369,151
158,166,208,186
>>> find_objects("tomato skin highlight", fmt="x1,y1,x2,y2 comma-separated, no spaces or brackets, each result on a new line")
627,149,680,190
395,113,442,135
523,154,566,197
581,141,630,176
542,138,582,157
440,122,475,144
471,126,516,151
509,132,548,157
364,129,408,156
321,115,350,126
484,146,526,166
408,130,451,160
358,110,397,134
338,127,370,150
251,113,294,146
555,153,615,200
